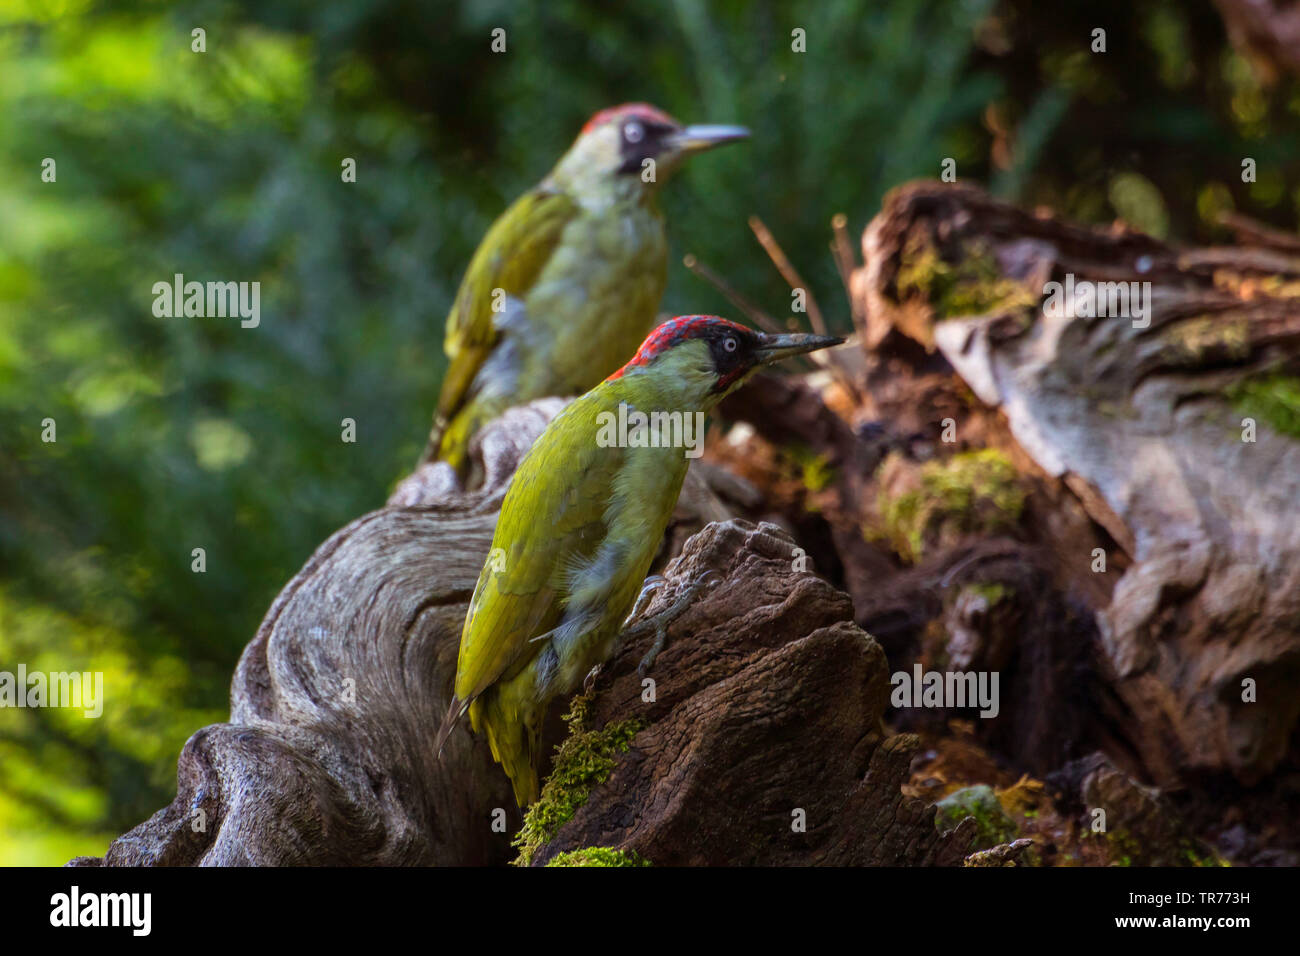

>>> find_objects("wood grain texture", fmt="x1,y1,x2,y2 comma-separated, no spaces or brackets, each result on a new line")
854,182,1300,785
72,397,957,866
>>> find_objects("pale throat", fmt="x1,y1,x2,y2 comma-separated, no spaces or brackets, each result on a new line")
550,134,660,211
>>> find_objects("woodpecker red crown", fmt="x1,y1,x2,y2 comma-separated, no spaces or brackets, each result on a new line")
606,315,751,381
581,102,678,135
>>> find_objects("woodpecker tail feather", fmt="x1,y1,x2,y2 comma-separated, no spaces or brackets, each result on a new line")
434,695,470,759
418,401,502,480
418,413,450,468
475,685,541,808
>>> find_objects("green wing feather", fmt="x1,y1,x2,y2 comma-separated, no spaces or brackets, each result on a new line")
427,186,579,462
452,387,625,704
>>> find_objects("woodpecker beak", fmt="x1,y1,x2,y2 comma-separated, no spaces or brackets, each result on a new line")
753,332,844,366
667,124,750,153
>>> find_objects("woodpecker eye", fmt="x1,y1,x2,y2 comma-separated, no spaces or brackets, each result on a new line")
624,121,644,144
722,336,738,353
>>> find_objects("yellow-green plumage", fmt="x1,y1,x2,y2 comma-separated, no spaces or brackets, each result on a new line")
453,376,689,806
436,317,842,807
422,103,748,474
430,185,666,473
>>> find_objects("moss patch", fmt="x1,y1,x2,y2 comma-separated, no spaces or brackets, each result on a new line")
1227,371,1300,439
965,582,1011,606
787,443,836,494
1164,315,1250,365
934,784,1019,851
895,231,1037,322
878,450,1027,563
545,847,651,867
1180,841,1231,868
1104,827,1230,867
512,694,644,867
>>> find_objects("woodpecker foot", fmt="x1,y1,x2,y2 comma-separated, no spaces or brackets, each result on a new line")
626,575,666,619
623,571,719,679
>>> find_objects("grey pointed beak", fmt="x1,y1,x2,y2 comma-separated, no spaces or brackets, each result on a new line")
754,332,845,366
667,124,750,153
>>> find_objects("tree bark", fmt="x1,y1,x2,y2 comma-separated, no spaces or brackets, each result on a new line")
850,181,1300,785
72,396,963,866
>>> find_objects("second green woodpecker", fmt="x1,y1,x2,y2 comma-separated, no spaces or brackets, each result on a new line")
422,103,749,474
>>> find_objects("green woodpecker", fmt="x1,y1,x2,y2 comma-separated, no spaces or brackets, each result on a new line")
421,104,748,474
436,316,842,806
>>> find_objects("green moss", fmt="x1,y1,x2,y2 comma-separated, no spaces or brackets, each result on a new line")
511,694,644,867
545,847,651,867
878,450,1027,563
1106,828,1140,867
965,582,1011,606
1180,841,1230,868
1228,371,1300,439
1164,315,1250,365
1104,828,1230,867
895,232,1037,322
934,785,1019,851
787,444,836,494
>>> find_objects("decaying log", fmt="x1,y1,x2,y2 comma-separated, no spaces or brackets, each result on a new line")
852,181,1300,786
73,401,567,866
530,519,968,866
73,179,1300,866
1046,752,1221,867
72,398,959,866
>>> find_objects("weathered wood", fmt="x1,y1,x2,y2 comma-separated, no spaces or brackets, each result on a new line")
853,181,1300,785
531,519,968,866
73,396,957,866
74,400,567,866
75,180,1300,866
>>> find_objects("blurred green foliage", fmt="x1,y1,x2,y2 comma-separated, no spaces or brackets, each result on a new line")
1,0,1298,864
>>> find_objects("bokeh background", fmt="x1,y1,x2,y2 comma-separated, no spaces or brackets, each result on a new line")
2,0,1299,864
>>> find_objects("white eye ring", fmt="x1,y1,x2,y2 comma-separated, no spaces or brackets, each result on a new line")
624,121,644,144
723,336,738,353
